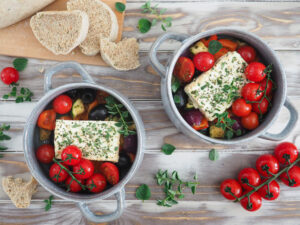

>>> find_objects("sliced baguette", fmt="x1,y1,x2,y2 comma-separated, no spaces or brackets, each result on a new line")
100,37,140,71
67,0,118,56
30,10,89,55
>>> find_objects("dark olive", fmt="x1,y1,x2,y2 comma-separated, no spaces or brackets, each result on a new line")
116,153,131,169
173,88,187,108
81,89,96,104
65,89,80,99
88,104,108,120
123,135,137,154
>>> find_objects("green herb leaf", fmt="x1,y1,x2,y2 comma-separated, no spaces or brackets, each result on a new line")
0,145,7,151
136,184,151,201
171,77,180,93
2,94,9,99
161,143,176,155
173,95,180,104
15,96,24,103
44,195,54,211
208,40,222,55
151,19,157,26
115,2,126,12
13,58,28,72
138,18,152,33
209,148,219,161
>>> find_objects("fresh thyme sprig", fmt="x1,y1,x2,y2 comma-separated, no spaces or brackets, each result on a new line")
215,112,242,139
105,96,136,137
0,124,11,158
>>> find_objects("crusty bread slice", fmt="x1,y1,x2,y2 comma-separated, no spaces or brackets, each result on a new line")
67,0,118,56
100,37,140,71
30,10,89,55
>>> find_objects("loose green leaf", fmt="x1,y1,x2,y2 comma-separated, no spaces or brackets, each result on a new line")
138,18,152,33
13,58,28,72
161,143,176,155
209,148,219,161
171,77,180,93
136,184,151,201
115,2,126,12
151,18,157,26
44,195,54,211
173,95,180,104
15,96,24,103
208,40,222,55
2,94,9,99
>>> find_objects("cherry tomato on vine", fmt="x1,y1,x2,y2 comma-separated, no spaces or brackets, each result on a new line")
259,79,273,96
65,177,84,192
0,67,19,85
220,179,242,200
241,112,259,130
49,163,69,183
174,56,195,83
280,166,300,187
274,142,298,165
252,98,269,115
256,154,279,177
257,180,280,200
99,162,119,185
245,62,266,82
37,109,56,131
73,159,94,179
61,145,82,166
237,46,257,63
232,98,252,117
242,83,264,102
86,173,107,193
238,168,261,191
193,52,215,72
53,95,73,114
240,192,262,211
36,144,54,164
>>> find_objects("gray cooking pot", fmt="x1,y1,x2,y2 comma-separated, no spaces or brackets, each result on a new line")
149,28,298,144
23,62,145,223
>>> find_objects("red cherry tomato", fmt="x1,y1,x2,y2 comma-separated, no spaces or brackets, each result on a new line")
0,67,19,85
252,98,269,115
232,98,252,117
259,79,273,96
242,83,264,102
237,46,257,63
240,192,262,211
86,173,107,193
274,142,298,164
73,159,94,180
238,168,261,191
193,52,215,72
280,166,300,187
245,62,266,82
65,177,84,192
49,163,69,183
255,154,279,177
37,109,56,131
174,56,195,83
61,145,82,166
53,95,73,114
257,180,280,200
36,144,55,164
99,162,120,185
220,179,242,200
241,112,259,130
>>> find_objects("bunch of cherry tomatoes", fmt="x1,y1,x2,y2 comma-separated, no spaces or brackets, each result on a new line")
36,144,119,193
220,142,299,211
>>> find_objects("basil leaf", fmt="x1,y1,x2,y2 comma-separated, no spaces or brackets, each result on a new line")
136,184,151,201
13,58,28,72
209,148,219,161
208,40,222,55
138,18,151,33
161,143,176,155
115,2,126,12
171,77,180,93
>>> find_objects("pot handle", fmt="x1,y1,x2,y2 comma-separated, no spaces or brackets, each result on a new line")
260,98,298,141
77,188,125,223
149,32,190,78
44,61,95,93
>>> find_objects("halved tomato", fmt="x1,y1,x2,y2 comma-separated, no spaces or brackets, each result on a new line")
37,109,56,130
174,57,195,83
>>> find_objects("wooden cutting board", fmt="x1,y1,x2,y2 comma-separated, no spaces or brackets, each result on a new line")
0,0,126,66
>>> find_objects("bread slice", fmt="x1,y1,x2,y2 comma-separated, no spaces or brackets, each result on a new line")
100,37,140,71
67,0,118,56
30,10,89,55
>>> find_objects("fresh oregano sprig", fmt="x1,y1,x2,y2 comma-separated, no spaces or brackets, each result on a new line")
44,195,54,211
215,111,242,139
0,124,11,158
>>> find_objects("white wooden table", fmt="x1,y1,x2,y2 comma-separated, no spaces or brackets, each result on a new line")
1,1,300,224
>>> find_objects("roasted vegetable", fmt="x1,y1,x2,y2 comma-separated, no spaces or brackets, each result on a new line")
190,41,208,55
173,88,187,108
39,128,51,141
81,89,96,104
72,99,85,118
209,125,225,139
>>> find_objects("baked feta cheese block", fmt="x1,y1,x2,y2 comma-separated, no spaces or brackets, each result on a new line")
184,51,248,121
54,120,120,162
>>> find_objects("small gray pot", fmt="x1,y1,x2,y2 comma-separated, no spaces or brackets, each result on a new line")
23,62,145,223
149,28,298,144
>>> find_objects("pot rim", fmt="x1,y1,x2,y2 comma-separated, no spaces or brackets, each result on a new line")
165,28,286,144
23,82,145,202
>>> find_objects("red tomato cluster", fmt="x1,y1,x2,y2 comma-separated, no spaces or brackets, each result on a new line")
36,144,120,193
220,142,299,211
